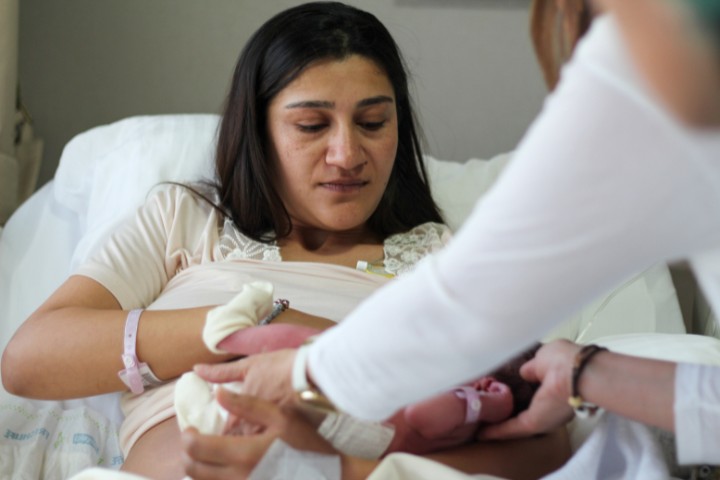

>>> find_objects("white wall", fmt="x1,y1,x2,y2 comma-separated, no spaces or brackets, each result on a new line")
19,0,546,187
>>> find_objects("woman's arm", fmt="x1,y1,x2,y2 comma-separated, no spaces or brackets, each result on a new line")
1,275,335,400
1,275,224,399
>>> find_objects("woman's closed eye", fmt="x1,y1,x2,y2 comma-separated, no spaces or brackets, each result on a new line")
295,120,387,133
296,123,328,133
359,120,387,131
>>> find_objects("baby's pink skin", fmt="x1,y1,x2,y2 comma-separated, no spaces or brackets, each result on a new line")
383,377,514,455
217,324,320,355
217,325,514,456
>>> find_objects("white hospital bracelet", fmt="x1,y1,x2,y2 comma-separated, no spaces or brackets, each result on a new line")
118,309,163,394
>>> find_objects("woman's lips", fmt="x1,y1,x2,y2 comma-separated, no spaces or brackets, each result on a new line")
319,180,369,192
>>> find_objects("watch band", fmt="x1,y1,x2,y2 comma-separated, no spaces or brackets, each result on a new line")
292,344,312,393
292,344,336,413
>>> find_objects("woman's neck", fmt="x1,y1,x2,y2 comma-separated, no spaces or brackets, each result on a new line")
281,225,381,252
278,225,385,267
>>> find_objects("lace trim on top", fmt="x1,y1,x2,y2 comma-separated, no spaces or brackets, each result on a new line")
217,218,449,275
218,217,281,262
383,222,450,275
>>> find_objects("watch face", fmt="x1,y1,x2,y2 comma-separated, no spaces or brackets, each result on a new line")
298,389,336,414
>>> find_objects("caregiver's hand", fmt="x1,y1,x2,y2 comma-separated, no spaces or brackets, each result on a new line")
194,348,299,407
182,389,377,480
181,389,334,479
478,340,580,440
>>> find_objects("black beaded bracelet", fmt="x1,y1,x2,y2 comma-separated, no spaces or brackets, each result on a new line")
567,344,608,418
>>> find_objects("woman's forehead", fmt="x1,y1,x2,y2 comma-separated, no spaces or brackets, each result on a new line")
272,55,395,107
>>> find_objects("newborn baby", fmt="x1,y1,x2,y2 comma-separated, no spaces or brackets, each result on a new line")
176,282,539,458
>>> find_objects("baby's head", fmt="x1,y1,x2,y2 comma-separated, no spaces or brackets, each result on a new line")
489,343,541,417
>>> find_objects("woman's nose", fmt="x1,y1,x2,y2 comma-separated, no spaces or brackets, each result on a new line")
325,126,365,170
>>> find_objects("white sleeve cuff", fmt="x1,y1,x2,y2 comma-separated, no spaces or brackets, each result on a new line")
674,363,720,465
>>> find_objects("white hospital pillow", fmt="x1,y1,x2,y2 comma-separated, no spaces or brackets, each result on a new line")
53,114,220,269
424,154,511,232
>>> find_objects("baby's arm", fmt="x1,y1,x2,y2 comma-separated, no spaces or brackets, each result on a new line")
217,323,322,355
203,281,334,355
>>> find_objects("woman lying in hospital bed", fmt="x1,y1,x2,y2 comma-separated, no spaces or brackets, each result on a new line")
1,3,571,479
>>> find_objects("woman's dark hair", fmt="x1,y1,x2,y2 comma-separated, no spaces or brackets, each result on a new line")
214,1,443,242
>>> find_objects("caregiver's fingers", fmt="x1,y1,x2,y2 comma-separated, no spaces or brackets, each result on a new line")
478,398,573,441
181,427,271,479
478,411,545,440
216,389,286,428
518,358,540,383
193,360,250,383
218,392,338,454
195,349,298,406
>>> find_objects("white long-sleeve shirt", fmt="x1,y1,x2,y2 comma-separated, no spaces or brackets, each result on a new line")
308,16,720,465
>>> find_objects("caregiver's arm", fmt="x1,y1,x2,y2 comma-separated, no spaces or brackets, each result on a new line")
304,11,720,421
482,339,720,465
480,340,676,440
228,7,720,421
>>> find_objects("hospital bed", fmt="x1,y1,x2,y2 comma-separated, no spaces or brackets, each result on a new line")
1,114,717,479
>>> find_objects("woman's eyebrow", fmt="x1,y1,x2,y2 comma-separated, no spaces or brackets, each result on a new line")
284,95,394,110
285,100,334,109
357,95,394,107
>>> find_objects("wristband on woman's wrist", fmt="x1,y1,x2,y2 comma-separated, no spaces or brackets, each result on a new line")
117,309,164,394
567,344,608,418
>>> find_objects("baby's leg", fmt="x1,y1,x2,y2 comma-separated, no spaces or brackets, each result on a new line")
402,389,469,440
403,377,513,439
121,417,184,479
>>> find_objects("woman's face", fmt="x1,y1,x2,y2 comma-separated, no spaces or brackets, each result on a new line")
266,55,398,233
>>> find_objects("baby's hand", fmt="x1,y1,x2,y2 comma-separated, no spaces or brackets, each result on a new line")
203,281,274,353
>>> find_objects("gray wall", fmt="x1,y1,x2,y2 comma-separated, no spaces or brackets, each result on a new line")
19,0,547,187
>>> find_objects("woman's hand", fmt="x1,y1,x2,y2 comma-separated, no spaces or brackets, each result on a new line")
181,389,338,479
478,340,580,440
194,348,299,407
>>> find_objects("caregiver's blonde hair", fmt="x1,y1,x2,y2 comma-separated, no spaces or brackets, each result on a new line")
530,0,593,89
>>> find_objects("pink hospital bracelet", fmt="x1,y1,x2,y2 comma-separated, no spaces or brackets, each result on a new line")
454,386,483,425
117,309,164,394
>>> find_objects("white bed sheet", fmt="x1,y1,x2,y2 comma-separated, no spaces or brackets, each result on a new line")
0,114,694,478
